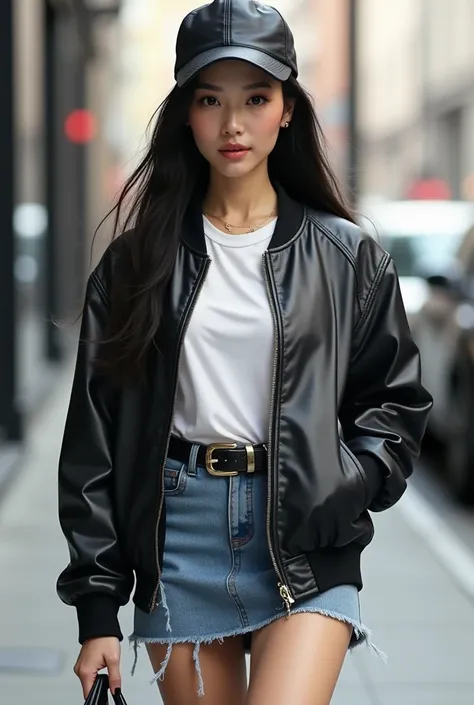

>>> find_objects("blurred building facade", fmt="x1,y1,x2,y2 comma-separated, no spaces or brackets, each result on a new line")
312,0,351,193
357,0,474,202
0,0,121,485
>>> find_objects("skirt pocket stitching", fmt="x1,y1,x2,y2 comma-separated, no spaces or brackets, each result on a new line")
163,461,187,496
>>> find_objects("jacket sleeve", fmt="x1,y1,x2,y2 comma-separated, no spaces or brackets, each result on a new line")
339,252,433,512
56,270,134,643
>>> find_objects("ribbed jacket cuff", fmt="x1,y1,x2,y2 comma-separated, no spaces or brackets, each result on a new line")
76,594,123,644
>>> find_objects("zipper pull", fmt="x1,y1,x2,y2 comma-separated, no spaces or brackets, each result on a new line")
278,583,295,617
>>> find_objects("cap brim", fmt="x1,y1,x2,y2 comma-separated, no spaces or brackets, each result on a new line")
176,46,292,87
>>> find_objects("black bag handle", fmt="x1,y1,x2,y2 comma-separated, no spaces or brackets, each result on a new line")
84,674,128,705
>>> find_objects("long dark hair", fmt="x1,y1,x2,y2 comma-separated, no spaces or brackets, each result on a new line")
96,76,354,381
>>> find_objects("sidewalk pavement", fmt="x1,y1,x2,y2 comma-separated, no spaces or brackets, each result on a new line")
0,363,473,704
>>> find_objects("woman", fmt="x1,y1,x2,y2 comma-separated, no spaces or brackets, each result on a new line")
57,1,432,704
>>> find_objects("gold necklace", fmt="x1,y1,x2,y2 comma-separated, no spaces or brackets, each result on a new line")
204,207,276,233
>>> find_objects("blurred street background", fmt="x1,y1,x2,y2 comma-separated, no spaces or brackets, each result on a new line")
1,1,474,703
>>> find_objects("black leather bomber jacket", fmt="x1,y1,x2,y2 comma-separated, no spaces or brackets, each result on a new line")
56,186,433,644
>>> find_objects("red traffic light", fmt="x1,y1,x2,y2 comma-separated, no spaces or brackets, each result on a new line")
64,109,98,144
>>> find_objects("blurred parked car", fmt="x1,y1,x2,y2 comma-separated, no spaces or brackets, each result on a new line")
414,223,474,505
360,199,474,504
359,200,474,321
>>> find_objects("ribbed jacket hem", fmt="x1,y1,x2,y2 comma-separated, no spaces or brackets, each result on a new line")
305,543,364,594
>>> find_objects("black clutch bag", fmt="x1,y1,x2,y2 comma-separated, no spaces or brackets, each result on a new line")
84,674,128,705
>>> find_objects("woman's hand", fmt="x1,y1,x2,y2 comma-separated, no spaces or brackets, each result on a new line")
74,637,121,699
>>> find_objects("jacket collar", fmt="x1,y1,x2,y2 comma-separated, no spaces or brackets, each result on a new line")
181,182,305,254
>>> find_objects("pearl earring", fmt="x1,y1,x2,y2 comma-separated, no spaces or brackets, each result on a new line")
284,122,290,128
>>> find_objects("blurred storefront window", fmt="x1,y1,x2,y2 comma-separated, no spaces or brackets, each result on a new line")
1,0,121,478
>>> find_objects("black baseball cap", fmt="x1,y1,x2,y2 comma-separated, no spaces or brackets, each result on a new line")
174,0,298,88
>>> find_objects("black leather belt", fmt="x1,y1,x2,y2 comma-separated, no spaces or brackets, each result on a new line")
168,435,268,476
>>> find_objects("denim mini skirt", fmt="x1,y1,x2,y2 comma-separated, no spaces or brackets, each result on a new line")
130,440,383,696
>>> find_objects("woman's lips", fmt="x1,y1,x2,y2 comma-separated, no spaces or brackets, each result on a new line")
219,147,250,160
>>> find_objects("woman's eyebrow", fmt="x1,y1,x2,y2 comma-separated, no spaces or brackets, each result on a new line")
243,81,273,89
195,82,222,91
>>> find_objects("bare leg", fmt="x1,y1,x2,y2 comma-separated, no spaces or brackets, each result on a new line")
147,636,247,705
247,613,352,705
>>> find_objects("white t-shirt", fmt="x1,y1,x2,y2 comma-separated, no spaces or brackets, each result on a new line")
171,216,277,445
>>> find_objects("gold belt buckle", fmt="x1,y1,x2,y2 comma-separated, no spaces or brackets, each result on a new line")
205,443,239,476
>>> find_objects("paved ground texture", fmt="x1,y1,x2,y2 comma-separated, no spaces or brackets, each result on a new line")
0,364,473,704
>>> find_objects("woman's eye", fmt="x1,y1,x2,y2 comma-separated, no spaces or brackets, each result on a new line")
248,96,268,106
201,96,219,107
197,95,267,107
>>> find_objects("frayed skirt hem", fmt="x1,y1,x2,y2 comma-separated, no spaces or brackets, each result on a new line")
129,605,386,698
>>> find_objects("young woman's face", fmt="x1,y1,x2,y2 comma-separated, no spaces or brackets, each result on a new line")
188,60,294,179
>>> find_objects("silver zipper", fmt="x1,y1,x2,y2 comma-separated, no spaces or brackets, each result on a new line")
150,257,211,610
263,252,295,617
